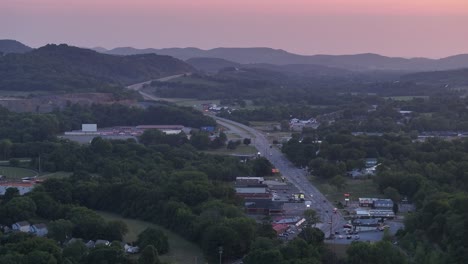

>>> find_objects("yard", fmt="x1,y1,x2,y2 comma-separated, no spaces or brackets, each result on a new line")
0,166,38,179
97,211,205,264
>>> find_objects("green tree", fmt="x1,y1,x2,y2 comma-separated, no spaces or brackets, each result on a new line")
2,187,19,203
244,249,284,264
1,196,37,224
48,219,74,243
0,139,12,159
23,250,57,264
9,158,20,167
136,228,169,255
138,245,161,264
298,227,324,246
63,240,88,264
190,132,211,150
251,157,273,176
303,209,320,227
383,187,401,203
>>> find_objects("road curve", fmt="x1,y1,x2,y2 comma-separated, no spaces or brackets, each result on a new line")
126,73,188,101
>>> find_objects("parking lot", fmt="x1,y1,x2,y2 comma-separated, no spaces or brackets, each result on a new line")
329,220,404,244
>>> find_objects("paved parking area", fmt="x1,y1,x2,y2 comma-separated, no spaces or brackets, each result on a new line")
328,220,404,245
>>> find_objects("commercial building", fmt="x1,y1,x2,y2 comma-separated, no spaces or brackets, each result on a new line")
244,199,284,215
0,182,35,195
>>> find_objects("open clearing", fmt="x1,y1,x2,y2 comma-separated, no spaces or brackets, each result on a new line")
38,171,73,179
0,166,38,179
309,176,383,205
97,211,205,264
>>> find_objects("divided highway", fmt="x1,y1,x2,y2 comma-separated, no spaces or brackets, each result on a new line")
127,77,345,236
213,116,346,236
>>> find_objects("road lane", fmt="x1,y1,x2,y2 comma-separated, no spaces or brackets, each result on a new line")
126,79,345,236
213,116,345,236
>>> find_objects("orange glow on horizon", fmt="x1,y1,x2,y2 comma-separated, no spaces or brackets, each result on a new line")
5,0,468,15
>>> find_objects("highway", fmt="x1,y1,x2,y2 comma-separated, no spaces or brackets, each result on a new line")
213,115,346,237
126,73,188,101
127,77,345,236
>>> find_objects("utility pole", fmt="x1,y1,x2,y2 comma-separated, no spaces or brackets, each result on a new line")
38,154,41,174
218,246,223,264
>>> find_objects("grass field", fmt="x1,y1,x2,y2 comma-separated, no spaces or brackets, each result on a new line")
0,166,38,179
38,171,73,179
310,176,383,204
97,211,205,264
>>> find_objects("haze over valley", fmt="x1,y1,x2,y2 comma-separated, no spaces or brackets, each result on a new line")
1,1,468,264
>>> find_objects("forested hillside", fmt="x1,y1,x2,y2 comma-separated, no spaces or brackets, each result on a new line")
0,44,194,93
0,39,32,54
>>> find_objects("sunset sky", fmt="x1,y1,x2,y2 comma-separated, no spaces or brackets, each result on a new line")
2,0,468,58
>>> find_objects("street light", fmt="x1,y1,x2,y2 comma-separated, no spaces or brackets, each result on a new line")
218,246,223,264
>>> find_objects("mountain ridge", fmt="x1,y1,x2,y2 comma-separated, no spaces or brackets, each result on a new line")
0,39,33,54
98,46,468,72
0,44,194,93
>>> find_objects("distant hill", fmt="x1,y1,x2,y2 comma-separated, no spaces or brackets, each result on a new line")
91,46,108,53
186,57,241,73
401,68,468,86
0,39,32,54
101,46,468,72
0,44,194,93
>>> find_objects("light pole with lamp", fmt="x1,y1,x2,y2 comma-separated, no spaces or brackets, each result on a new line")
218,246,223,264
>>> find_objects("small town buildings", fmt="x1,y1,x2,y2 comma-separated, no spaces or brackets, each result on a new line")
235,182,270,198
12,221,30,232
359,198,377,207
369,210,395,219
244,199,284,215
289,118,320,131
0,182,35,195
274,216,301,225
236,177,264,184
272,224,289,234
351,218,381,231
373,199,394,210
30,223,48,237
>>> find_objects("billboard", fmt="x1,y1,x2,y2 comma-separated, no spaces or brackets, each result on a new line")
82,124,97,132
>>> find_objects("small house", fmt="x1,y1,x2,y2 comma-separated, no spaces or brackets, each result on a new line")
124,244,140,254
12,221,30,232
30,223,48,237
95,240,110,246
365,158,378,168
85,240,96,248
